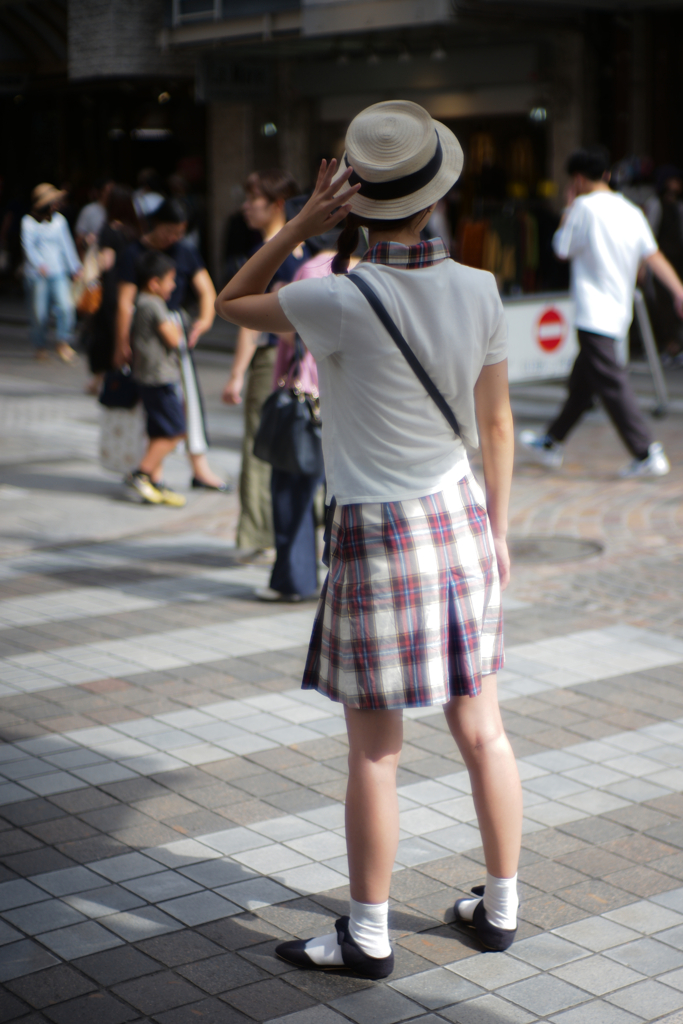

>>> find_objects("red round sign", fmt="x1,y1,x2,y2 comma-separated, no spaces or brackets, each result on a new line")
537,308,567,352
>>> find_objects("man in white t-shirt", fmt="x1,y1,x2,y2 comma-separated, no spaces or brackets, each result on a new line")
521,145,683,478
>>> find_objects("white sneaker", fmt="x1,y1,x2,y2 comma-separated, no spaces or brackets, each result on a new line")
619,442,671,479
519,429,564,469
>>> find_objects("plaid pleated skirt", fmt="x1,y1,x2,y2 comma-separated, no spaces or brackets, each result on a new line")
302,471,504,710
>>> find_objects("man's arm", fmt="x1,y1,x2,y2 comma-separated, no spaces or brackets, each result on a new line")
474,359,514,590
645,250,683,317
187,268,216,347
115,281,137,367
222,328,261,405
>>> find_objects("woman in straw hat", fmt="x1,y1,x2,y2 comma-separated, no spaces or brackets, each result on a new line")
21,183,82,363
216,100,521,978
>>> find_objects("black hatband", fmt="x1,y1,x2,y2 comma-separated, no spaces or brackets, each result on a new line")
345,134,443,201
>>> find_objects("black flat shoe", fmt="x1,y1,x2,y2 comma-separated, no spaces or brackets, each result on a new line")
191,477,232,492
275,916,394,979
453,886,517,952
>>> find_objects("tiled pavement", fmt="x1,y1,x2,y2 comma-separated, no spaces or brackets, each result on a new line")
3,537,683,1023
3,342,683,1021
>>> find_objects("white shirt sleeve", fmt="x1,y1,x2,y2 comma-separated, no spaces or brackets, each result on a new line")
278,275,344,360
20,216,42,272
552,202,587,261
483,275,508,366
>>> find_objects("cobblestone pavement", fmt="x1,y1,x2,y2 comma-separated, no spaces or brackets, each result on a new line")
2,332,683,1023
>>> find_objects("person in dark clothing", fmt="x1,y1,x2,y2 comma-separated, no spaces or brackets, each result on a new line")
117,198,227,491
86,186,140,377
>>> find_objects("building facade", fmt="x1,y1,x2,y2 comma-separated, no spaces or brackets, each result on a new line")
1,0,682,283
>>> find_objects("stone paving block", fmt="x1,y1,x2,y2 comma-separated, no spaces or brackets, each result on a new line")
30,865,102,896
605,900,683,934
0,992,30,1022
41,991,139,1024
552,952,645,994
548,1000,645,1023
218,878,298,911
329,985,423,1024
553,916,641,952
653,887,683,913
122,869,202,903
136,930,224,967
73,946,160,985
658,967,683,992
5,963,97,1007
445,952,538,990
0,938,60,981
37,918,124,958
499,973,590,1016
389,966,483,1008
3,847,77,877
113,968,207,1014
0,877,52,910
236,938,295,976
158,891,241,926
152,997,251,1023
558,880,638,915
269,1008,349,1024
199,914,290,952
606,978,683,1017
175,950,268,993
509,932,588,970
223,978,316,1021
605,936,683,976
0,919,22,945
439,992,536,1022
4,896,86,934
64,884,146,918
99,905,183,941
89,852,164,883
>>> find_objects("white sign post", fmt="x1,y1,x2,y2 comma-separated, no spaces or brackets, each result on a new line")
503,292,578,384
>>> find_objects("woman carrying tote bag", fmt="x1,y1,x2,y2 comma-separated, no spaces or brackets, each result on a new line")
215,101,521,978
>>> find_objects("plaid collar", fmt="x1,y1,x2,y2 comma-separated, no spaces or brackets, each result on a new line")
360,237,450,269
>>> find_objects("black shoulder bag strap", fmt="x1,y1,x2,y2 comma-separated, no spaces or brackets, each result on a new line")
347,272,461,438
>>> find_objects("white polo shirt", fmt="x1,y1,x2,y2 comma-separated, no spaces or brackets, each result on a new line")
278,257,507,505
553,190,658,339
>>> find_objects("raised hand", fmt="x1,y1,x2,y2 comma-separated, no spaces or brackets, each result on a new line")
290,159,360,241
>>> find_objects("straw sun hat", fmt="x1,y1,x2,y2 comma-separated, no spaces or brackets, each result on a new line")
334,100,463,220
31,183,66,210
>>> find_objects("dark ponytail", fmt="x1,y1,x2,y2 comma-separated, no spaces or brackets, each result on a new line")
332,213,362,274
331,209,429,273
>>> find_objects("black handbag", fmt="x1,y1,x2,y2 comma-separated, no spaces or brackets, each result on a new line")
98,367,139,409
253,339,324,477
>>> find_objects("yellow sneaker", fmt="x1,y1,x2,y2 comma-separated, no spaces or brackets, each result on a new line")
129,472,164,505
155,484,186,508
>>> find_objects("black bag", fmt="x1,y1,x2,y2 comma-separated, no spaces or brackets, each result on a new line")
253,339,324,477
98,368,139,409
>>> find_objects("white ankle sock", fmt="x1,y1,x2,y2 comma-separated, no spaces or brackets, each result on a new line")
483,872,518,931
457,872,518,930
304,931,344,966
348,898,391,958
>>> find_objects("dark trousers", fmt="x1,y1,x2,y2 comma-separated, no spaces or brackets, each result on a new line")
270,469,323,597
548,329,652,459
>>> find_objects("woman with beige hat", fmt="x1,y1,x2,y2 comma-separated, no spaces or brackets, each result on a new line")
216,100,521,977
21,183,82,362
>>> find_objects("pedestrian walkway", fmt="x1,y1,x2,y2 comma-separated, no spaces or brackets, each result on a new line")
2,333,683,1022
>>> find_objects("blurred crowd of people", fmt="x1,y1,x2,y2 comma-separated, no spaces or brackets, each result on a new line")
4,148,683,603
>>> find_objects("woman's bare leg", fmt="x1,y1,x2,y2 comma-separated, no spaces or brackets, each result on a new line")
443,674,522,878
344,707,403,904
